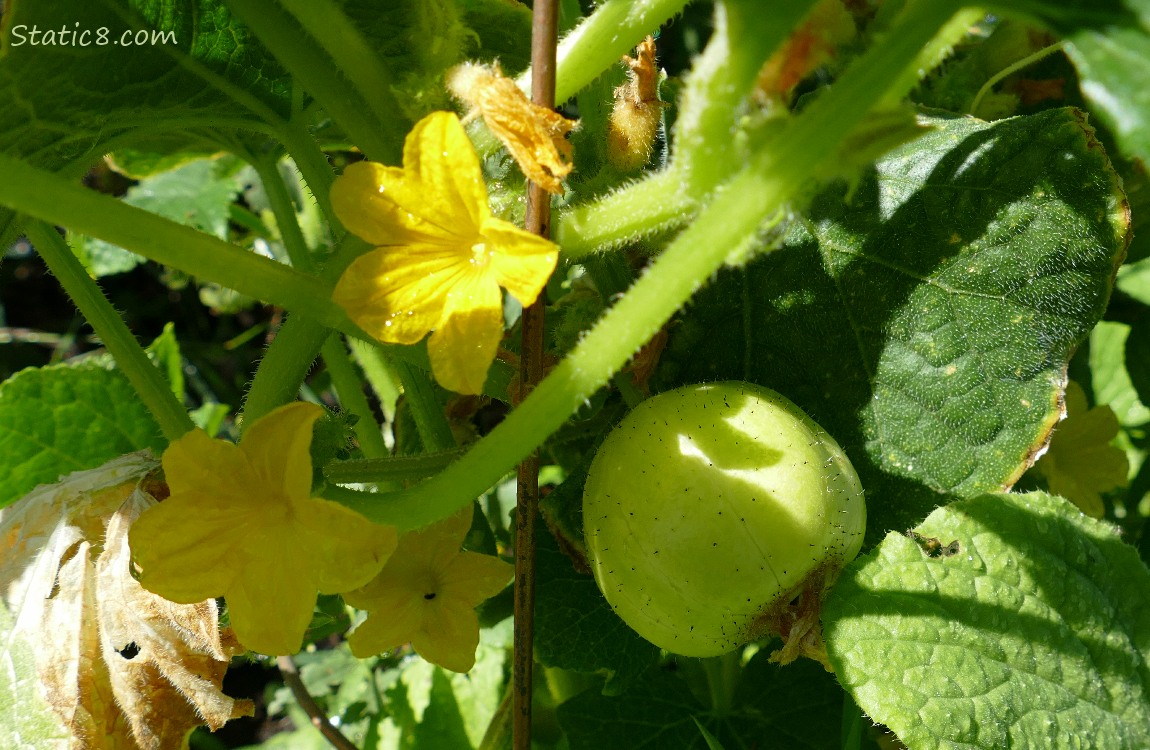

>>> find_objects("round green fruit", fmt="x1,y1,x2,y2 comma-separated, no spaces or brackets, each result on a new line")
583,381,865,659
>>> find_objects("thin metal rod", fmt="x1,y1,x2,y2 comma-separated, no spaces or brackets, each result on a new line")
513,1,559,748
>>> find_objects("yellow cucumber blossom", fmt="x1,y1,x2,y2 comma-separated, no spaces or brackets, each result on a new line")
128,402,397,656
344,505,513,673
331,110,559,395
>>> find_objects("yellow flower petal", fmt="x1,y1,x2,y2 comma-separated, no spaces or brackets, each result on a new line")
223,538,319,656
129,403,396,655
129,490,250,603
347,590,424,658
414,601,481,673
330,162,435,246
298,497,397,593
344,506,509,672
404,111,490,229
427,275,504,395
441,551,514,608
481,217,560,306
241,402,321,502
334,243,461,345
160,428,262,503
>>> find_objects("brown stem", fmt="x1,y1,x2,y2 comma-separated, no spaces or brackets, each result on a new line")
512,2,559,749
277,655,359,750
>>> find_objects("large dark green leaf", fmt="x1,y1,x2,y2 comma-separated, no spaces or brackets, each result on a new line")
824,491,1150,749
656,108,1127,540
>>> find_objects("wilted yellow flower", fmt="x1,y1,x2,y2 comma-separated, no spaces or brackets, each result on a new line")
448,62,577,194
128,403,397,656
344,505,512,673
332,111,559,394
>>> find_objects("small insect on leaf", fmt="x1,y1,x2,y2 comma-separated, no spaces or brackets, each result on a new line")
906,530,962,558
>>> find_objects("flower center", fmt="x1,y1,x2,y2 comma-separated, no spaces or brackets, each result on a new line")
469,242,491,267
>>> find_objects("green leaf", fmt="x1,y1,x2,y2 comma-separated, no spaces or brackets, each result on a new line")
656,108,1127,539
73,158,247,277
0,364,165,509
824,491,1150,750
557,651,844,750
1090,320,1150,426
147,322,185,400
1116,256,1150,306
0,602,69,749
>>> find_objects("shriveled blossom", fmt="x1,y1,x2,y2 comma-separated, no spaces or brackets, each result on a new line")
447,61,577,194
331,110,559,394
128,402,397,656
344,506,513,673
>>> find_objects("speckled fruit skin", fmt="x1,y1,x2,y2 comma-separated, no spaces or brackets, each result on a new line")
583,382,865,657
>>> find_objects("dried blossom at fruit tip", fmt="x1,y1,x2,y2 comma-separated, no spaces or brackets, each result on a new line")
330,111,559,394
344,505,513,673
608,36,667,172
128,402,398,656
448,61,578,194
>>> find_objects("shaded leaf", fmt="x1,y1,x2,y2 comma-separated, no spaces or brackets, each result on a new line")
824,491,1150,749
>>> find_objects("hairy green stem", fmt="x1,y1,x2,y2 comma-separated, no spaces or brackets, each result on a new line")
25,222,193,442
222,0,402,163
0,154,355,334
242,315,330,426
673,0,818,192
321,334,387,458
277,0,408,144
392,360,456,453
278,122,340,230
251,155,315,272
556,170,693,258
348,339,401,425
323,448,466,484
332,0,962,531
